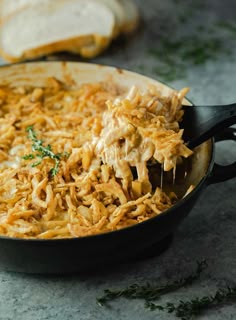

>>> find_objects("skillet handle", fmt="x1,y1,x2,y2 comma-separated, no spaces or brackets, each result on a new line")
207,127,236,184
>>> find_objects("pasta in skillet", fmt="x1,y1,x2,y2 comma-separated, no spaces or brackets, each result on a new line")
0,78,192,238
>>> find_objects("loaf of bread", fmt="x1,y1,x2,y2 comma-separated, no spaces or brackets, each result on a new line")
0,0,139,62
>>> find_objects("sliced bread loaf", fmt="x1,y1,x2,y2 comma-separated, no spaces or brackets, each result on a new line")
0,0,115,61
118,0,139,33
0,0,139,62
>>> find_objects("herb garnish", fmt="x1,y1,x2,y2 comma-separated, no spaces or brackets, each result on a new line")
22,126,69,177
145,286,236,320
97,260,207,306
147,36,225,82
22,154,35,160
134,1,236,82
97,261,236,319
217,21,236,35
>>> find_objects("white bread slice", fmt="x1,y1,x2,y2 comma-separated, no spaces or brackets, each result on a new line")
0,0,115,61
0,0,138,32
75,0,139,59
94,0,126,36
75,0,126,58
0,0,38,19
118,0,139,33
0,0,139,61
0,0,51,25
0,0,30,21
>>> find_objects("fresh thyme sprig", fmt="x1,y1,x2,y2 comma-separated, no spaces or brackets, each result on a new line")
22,154,35,160
22,126,69,177
97,260,207,306
145,286,236,320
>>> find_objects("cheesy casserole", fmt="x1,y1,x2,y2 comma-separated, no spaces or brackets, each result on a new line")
0,78,192,238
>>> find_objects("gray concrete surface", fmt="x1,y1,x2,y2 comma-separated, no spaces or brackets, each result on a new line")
0,0,235,319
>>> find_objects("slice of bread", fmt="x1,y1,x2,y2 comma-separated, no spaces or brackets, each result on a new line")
0,0,34,20
0,0,139,62
118,0,139,33
0,0,115,61
70,0,139,59
0,0,52,24
95,0,126,36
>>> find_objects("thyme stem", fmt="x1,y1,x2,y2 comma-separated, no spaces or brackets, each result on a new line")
145,286,236,320
97,260,207,306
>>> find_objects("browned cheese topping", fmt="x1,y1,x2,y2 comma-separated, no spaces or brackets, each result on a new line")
0,78,192,238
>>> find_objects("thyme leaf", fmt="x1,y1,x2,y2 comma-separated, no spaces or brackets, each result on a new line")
49,159,60,177
21,154,35,160
31,161,42,167
97,260,207,306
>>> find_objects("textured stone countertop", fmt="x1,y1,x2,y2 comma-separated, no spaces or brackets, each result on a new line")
0,0,235,319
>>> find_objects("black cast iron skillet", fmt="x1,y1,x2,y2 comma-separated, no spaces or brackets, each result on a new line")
0,61,235,274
